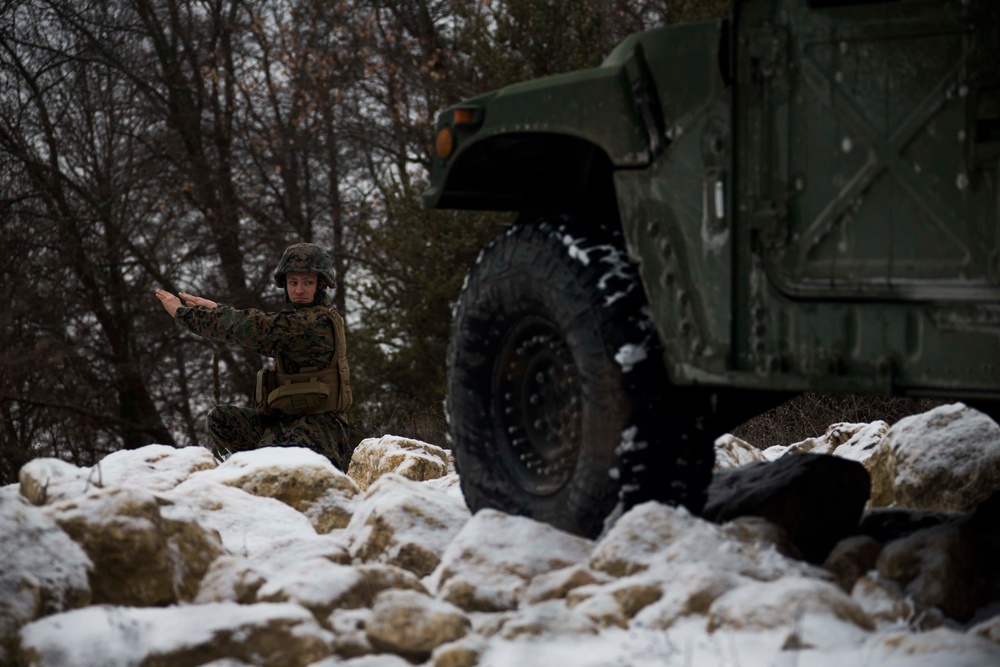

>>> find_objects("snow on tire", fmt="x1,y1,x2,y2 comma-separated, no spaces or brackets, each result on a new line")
446,217,714,538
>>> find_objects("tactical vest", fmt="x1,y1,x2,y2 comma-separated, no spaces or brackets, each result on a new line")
253,307,352,415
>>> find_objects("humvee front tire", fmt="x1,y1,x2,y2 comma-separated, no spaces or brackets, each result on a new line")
446,218,715,537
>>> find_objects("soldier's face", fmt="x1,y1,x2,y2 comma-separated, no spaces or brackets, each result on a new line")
286,271,319,304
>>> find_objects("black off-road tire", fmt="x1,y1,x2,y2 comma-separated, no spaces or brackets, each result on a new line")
446,218,716,537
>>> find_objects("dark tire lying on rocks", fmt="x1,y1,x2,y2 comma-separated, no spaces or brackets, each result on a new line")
446,217,717,538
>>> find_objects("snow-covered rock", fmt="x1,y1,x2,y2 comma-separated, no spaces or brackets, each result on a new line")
429,509,593,612
850,573,943,631
831,420,890,465
365,589,470,661
706,577,874,647
190,446,360,533
18,602,332,667
348,436,451,490
593,501,820,587
479,599,598,639
164,477,316,557
713,433,767,469
868,403,1000,511
18,446,218,508
630,562,745,630
764,421,879,460
345,474,470,577
43,486,223,606
0,496,92,663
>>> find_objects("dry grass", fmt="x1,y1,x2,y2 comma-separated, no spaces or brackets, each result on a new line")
730,393,943,449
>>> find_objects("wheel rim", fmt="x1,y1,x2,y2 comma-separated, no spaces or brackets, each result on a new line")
492,317,582,496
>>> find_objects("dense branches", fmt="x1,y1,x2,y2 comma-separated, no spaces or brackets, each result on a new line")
0,0,729,482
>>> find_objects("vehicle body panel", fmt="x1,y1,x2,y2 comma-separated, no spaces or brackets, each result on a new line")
423,0,1000,401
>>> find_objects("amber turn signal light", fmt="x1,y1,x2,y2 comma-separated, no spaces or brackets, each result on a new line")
435,127,454,160
453,108,475,124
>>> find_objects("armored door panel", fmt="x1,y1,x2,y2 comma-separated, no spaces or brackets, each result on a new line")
762,0,999,300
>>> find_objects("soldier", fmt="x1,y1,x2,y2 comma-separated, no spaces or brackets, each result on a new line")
155,243,353,471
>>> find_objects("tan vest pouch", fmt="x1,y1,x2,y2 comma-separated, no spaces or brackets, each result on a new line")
253,368,278,415
267,367,332,415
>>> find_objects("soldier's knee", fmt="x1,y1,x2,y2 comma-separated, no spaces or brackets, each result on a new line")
206,405,227,434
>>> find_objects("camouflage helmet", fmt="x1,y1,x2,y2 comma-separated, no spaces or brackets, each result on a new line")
273,243,336,290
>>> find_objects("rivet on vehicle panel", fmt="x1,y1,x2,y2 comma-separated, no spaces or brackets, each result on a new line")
841,137,853,153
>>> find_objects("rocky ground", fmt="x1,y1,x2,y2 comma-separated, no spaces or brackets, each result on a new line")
2,402,1000,666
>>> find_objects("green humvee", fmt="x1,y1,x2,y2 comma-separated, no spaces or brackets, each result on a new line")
421,0,1000,537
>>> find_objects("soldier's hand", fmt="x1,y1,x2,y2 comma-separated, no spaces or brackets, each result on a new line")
154,289,182,318
178,292,218,309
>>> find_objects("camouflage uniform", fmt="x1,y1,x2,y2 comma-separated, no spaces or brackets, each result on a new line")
175,244,352,470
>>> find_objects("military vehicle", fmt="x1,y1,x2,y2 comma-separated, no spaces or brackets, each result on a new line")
421,0,1000,538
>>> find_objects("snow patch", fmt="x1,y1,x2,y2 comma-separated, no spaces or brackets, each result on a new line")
615,343,648,372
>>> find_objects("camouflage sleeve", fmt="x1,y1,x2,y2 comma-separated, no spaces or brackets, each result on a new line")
175,305,335,368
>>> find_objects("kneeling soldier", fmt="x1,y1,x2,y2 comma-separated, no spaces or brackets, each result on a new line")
156,243,353,470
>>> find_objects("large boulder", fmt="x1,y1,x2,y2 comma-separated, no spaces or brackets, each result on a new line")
188,447,360,533
18,602,332,667
429,509,593,612
868,403,1000,511
344,474,470,577
0,496,92,663
876,491,1000,622
43,486,223,607
703,453,870,563
348,436,451,490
